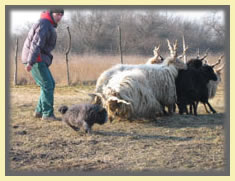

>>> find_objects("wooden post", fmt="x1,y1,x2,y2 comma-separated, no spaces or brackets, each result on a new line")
14,38,18,86
65,26,71,86
118,26,123,64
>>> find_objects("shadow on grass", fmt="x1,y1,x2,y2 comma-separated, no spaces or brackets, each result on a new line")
94,130,193,142
148,112,225,129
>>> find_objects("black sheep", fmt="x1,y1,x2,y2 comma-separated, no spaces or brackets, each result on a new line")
176,64,217,115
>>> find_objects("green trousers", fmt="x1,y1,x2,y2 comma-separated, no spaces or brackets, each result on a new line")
31,62,55,117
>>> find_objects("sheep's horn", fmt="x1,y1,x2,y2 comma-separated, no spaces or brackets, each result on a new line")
199,48,209,61
211,55,224,68
182,35,187,63
216,63,225,73
153,45,161,56
173,39,178,58
107,97,131,105
167,39,174,57
196,48,200,59
178,46,188,61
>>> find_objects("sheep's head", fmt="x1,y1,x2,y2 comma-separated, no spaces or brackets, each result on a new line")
186,49,209,69
107,96,133,119
201,65,218,81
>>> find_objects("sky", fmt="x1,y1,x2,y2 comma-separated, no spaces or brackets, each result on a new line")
10,10,71,34
10,9,224,35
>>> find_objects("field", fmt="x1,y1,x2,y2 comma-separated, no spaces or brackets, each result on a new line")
7,54,228,175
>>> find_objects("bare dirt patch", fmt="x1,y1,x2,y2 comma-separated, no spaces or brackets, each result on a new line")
7,85,227,175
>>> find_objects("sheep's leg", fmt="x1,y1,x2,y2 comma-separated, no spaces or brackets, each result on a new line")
195,101,199,110
189,104,193,114
206,101,217,114
173,104,176,113
192,102,197,116
191,101,199,115
203,103,210,113
163,106,168,115
177,103,185,115
185,105,189,115
167,105,174,115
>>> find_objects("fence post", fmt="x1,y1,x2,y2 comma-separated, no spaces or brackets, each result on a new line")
65,26,71,86
118,26,123,64
14,38,18,86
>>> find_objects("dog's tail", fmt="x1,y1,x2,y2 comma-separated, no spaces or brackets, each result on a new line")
58,105,68,115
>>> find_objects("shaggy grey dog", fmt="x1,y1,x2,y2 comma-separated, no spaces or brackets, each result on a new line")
58,104,108,133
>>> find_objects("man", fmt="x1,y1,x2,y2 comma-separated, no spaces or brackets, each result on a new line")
21,9,64,121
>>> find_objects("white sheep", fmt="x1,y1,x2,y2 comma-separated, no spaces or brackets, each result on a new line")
93,42,185,99
91,39,187,120
102,69,163,120
94,45,164,94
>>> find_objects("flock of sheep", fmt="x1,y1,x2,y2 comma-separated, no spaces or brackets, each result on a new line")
59,39,225,133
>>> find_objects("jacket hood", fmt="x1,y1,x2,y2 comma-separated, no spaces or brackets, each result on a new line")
40,11,57,27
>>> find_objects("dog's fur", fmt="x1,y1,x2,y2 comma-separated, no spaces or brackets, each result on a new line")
58,104,108,133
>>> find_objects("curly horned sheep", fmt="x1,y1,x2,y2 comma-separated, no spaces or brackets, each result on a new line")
175,49,222,115
58,104,108,133
94,45,164,95
91,39,187,120
92,41,186,107
102,68,163,120
175,63,218,115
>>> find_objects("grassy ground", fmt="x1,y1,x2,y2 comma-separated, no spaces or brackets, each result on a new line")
8,83,227,175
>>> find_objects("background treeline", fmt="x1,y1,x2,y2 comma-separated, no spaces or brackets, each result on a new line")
10,9,225,56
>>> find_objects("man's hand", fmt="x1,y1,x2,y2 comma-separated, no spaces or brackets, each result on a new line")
25,63,32,72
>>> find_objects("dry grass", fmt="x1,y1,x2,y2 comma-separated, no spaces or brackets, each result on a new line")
10,53,226,86
8,82,227,175
10,53,149,85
